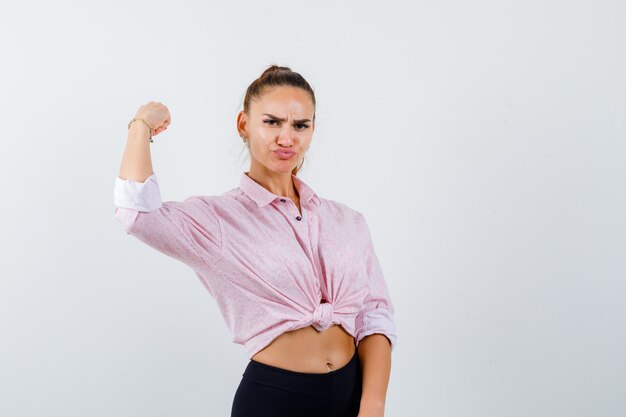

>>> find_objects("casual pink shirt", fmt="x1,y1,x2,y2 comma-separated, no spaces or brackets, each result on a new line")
113,171,397,359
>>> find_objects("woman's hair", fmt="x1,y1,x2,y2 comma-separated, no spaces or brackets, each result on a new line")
242,65,316,176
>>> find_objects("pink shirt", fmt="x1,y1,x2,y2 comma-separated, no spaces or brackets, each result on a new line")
113,171,397,359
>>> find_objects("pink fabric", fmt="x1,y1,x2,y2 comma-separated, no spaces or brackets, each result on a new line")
113,171,397,359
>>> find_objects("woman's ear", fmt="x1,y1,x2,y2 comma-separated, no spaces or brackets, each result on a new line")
236,110,248,137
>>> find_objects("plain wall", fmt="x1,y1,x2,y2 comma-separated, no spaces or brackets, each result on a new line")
0,0,624,416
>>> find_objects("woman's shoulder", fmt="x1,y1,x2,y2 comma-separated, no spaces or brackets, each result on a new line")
182,187,262,213
317,196,366,224
183,189,241,206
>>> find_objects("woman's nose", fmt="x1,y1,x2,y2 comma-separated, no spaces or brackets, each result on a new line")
276,130,296,145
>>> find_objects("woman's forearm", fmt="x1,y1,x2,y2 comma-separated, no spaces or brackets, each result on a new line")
118,121,154,182
357,334,392,413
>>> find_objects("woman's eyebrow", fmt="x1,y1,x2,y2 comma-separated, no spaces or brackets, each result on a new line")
263,113,311,123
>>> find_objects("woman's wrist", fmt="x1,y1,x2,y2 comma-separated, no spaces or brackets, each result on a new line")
128,119,153,142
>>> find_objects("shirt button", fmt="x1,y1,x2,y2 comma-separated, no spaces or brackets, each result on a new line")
280,198,286,202
296,216,302,221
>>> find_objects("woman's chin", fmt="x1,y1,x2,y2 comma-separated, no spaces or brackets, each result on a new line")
270,162,296,173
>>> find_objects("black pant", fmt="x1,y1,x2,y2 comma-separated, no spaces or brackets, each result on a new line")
230,350,362,417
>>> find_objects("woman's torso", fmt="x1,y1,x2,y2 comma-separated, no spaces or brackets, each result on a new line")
251,200,356,373
250,323,356,373
114,172,395,367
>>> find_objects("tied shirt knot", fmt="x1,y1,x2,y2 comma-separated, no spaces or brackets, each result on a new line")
311,299,334,332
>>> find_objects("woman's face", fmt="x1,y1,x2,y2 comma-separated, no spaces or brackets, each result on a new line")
237,86,315,175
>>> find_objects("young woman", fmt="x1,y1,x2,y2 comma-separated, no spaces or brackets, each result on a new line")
113,65,398,417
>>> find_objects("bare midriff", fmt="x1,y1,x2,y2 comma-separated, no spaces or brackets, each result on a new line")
250,323,357,374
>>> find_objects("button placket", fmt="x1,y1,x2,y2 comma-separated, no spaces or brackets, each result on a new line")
278,197,304,221
307,209,326,300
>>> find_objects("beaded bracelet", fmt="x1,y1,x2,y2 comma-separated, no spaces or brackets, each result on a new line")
128,118,154,143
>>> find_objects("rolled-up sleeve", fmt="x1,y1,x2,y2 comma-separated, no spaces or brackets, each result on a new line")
113,172,223,269
354,213,398,351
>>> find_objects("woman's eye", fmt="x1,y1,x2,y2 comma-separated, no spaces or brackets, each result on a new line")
263,119,309,129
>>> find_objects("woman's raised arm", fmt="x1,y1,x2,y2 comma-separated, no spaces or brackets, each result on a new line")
113,103,223,269
119,101,170,182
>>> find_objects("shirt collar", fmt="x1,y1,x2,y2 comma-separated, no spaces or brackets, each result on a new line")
239,171,321,209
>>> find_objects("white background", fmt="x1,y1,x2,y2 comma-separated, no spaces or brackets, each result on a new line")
1,1,625,416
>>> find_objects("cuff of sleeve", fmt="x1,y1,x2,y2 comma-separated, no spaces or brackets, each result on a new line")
114,172,163,212
355,308,398,351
